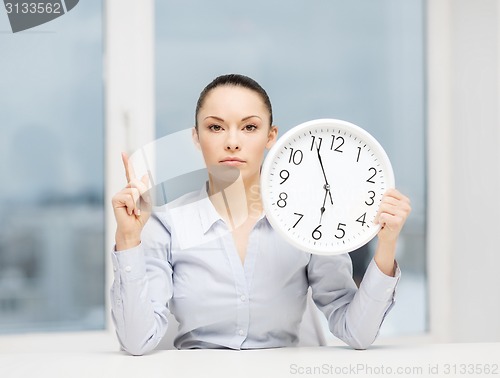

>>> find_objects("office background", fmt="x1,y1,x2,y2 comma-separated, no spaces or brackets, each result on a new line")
0,0,498,344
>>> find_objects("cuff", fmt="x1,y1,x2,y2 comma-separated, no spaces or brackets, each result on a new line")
111,243,147,282
359,258,401,302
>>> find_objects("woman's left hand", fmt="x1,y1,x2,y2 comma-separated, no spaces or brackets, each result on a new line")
374,188,412,243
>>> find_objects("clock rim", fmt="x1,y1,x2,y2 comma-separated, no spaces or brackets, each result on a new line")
260,118,395,255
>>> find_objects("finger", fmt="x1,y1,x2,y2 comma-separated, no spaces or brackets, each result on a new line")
121,152,130,182
125,194,137,216
121,152,137,183
112,188,136,205
375,203,401,224
377,201,411,229
128,188,141,216
126,178,151,216
378,213,405,233
381,196,412,215
113,191,137,216
374,200,392,224
376,201,410,223
140,173,152,204
128,177,148,196
383,188,411,205
375,190,411,222
380,196,400,207
383,188,403,199
124,186,143,217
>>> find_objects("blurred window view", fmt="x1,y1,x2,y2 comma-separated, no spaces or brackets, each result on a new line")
0,2,104,332
155,0,426,336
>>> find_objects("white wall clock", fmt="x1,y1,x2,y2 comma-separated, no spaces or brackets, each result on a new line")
261,119,395,255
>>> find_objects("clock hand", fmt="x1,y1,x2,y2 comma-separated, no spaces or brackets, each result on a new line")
316,144,334,205
319,188,328,224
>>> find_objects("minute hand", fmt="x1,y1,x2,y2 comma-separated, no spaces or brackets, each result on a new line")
316,146,334,205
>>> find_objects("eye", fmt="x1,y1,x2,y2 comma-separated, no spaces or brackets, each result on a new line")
208,124,223,132
244,124,257,132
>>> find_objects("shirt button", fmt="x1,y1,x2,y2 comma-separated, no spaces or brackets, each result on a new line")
385,288,392,293
124,266,132,273
240,295,246,302
238,329,245,336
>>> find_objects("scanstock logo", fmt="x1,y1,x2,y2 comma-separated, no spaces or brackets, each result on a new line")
4,0,79,33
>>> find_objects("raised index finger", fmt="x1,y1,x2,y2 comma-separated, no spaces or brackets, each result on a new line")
121,152,137,182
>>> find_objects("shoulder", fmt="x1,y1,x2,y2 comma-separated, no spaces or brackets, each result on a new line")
152,189,203,222
166,189,203,209
141,188,204,253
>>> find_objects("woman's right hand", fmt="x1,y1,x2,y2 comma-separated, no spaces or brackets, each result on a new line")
112,152,152,251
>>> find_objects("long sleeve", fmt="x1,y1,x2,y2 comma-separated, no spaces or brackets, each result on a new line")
110,212,173,356
307,253,400,350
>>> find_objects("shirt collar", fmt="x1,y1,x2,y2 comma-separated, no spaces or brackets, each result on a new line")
196,182,270,234
197,182,224,235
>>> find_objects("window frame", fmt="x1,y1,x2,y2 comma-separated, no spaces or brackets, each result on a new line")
104,0,156,329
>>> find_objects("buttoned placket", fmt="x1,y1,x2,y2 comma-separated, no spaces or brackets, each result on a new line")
216,219,261,349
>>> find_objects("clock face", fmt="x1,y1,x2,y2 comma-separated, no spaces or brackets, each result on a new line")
261,119,395,255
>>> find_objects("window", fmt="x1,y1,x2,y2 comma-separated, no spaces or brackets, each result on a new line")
155,0,427,336
0,2,104,332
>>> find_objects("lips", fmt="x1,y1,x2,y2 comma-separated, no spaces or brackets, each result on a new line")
220,157,246,165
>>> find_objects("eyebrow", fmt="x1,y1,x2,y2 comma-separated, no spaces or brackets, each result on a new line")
204,115,262,122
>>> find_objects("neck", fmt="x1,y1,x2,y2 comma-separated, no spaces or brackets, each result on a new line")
208,172,262,230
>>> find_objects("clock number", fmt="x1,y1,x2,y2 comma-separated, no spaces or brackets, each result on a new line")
356,147,362,162
288,148,303,165
367,167,377,183
310,136,323,151
330,135,344,153
365,191,376,206
292,212,304,228
312,225,322,240
279,169,290,184
335,223,346,239
356,212,367,226
277,192,288,208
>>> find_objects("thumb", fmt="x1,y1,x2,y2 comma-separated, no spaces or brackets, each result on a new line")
140,173,152,204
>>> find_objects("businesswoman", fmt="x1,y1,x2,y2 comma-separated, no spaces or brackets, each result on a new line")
110,74,411,355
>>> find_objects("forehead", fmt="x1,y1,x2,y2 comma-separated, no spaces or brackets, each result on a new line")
199,85,268,115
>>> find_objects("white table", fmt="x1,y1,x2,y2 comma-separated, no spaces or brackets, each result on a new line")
0,331,499,378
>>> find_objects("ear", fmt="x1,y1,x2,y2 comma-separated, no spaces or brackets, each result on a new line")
266,125,278,149
192,127,201,150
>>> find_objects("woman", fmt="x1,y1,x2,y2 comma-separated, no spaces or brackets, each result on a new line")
111,74,411,355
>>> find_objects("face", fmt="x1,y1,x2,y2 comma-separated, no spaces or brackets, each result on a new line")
193,85,278,186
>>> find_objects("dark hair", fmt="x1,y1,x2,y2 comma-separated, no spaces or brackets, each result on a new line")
195,74,273,128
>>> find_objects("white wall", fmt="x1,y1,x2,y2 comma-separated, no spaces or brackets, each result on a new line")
427,0,500,342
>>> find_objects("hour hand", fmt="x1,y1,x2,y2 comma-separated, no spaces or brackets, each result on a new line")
319,188,329,224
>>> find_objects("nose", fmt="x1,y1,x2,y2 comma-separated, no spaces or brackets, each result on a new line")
225,129,240,151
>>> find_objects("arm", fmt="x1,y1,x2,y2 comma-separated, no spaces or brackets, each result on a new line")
110,153,173,355
110,212,173,356
308,254,399,350
308,189,410,349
